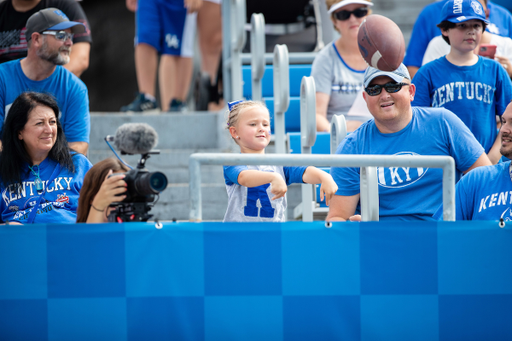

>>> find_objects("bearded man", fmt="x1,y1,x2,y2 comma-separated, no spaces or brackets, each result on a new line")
0,8,90,155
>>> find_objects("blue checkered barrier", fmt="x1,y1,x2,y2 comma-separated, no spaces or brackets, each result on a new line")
1,221,512,340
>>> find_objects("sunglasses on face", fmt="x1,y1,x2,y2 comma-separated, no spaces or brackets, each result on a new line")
42,31,74,42
333,7,368,21
364,82,409,96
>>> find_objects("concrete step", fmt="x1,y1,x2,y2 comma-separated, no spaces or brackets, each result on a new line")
88,149,226,184
90,111,234,151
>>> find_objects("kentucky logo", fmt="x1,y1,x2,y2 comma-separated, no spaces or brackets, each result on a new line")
471,1,483,15
500,207,512,222
56,193,69,204
377,152,429,189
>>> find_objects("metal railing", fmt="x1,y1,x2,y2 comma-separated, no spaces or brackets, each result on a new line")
189,153,456,222
273,44,290,154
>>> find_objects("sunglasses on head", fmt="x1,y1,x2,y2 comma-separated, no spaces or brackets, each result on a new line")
42,31,74,42
333,7,368,21
364,82,409,96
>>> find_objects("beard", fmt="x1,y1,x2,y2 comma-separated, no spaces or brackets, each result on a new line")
500,133,512,159
36,40,70,65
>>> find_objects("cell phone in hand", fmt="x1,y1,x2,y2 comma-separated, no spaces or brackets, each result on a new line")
478,44,497,59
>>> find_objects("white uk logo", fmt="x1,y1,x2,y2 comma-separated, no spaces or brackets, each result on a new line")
165,34,179,49
376,152,429,188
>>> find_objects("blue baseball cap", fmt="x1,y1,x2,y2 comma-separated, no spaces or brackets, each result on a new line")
440,0,489,24
363,63,411,88
25,8,86,42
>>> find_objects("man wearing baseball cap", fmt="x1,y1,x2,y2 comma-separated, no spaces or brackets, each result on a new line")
326,63,491,222
0,0,92,77
0,8,90,155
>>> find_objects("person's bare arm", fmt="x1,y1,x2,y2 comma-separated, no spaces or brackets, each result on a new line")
184,0,203,13
407,66,419,79
463,152,492,174
238,170,287,200
302,166,338,206
487,130,502,165
495,55,512,78
326,193,360,221
64,42,90,77
69,142,88,155
316,92,331,132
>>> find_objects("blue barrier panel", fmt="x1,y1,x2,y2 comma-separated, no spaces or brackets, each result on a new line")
1,221,512,340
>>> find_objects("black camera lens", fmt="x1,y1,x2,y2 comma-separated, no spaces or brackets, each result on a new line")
134,171,168,195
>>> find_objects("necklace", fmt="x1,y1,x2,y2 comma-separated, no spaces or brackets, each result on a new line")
28,164,44,193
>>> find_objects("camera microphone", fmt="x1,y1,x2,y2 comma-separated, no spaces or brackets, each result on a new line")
113,123,159,154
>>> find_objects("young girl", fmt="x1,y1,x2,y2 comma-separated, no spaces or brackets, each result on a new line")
224,100,338,222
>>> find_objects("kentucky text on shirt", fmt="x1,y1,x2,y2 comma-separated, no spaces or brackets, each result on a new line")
2,177,73,205
479,191,512,213
431,82,496,107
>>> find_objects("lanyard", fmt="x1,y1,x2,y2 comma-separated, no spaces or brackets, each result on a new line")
26,163,61,224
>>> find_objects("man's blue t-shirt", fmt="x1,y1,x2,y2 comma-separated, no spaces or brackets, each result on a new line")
434,162,512,220
331,107,484,221
0,154,92,224
404,0,512,68
412,56,512,153
0,59,90,143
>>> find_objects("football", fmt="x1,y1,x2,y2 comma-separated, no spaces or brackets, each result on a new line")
357,14,405,71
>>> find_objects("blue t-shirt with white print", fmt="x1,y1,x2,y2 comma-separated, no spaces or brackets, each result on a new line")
331,107,484,221
223,165,307,222
412,56,512,153
434,161,512,220
0,153,92,224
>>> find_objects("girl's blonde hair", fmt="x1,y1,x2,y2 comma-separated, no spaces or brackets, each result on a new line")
226,100,270,144
226,100,269,129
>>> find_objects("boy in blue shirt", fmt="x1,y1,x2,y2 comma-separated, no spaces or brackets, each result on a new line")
412,0,512,164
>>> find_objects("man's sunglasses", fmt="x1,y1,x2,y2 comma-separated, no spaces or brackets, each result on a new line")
364,82,409,96
42,31,74,42
333,7,368,21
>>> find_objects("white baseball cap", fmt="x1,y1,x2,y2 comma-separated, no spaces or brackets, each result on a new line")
328,0,374,14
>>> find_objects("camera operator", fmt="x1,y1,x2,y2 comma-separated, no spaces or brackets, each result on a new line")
76,158,129,223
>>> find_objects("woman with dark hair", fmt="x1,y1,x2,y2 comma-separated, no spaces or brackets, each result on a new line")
76,157,129,223
0,91,92,224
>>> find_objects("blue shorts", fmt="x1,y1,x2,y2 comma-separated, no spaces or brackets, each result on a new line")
135,0,196,57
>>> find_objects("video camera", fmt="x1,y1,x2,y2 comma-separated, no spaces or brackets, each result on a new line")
105,123,168,222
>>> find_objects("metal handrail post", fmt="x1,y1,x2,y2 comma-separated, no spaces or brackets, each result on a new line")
360,167,379,221
189,157,202,221
229,0,246,101
300,77,317,222
273,44,290,154
251,13,265,102
330,115,347,154
189,153,456,222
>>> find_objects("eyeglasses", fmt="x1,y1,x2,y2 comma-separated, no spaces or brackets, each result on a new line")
365,82,409,96
333,7,368,21
41,31,74,42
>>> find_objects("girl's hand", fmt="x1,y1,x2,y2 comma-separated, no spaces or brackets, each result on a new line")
319,176,338,206
91,170,127,211
270,174,287,200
